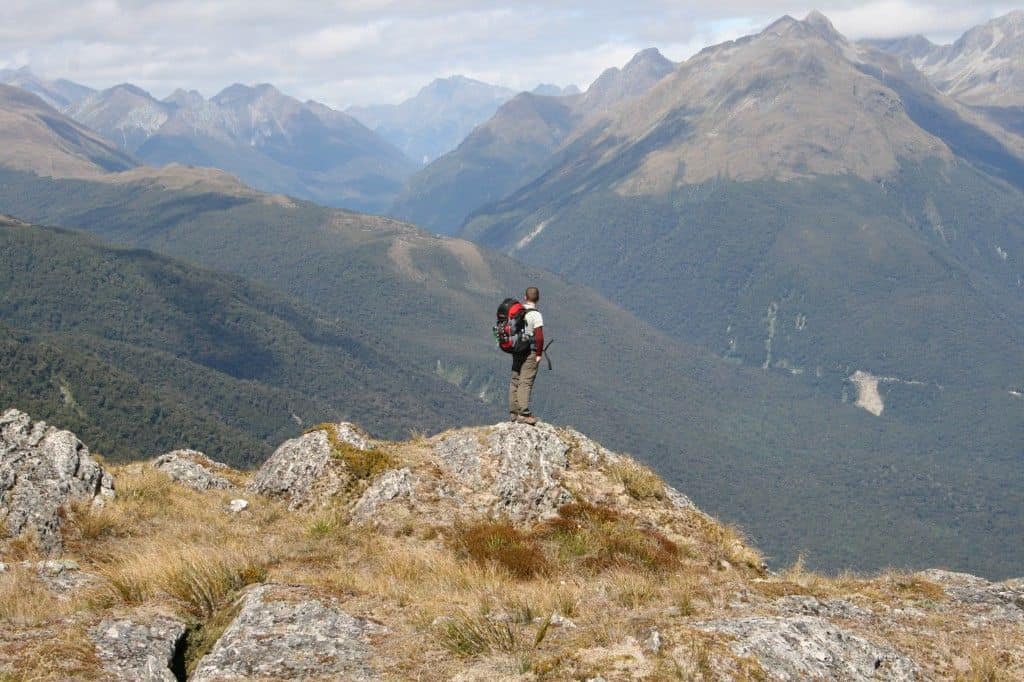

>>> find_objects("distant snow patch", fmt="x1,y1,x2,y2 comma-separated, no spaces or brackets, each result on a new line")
996,245,1009,261
515,220,549,251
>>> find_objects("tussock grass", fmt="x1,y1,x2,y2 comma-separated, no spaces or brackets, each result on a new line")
954,647,1017,682
0,566,66,626
607,460,666,500
454,520,548,580
66,500,132,542
2,624,105,681
536,502,680,572
96,543,267,618
436,611,519,657
692,513,764,571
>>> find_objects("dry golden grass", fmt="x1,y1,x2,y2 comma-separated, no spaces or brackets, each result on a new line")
0,566,67,627
536,502,681,572
954,647,1019,682
3,452,1022,680
0,624,105,681
95,542,267,618
608,459,666,500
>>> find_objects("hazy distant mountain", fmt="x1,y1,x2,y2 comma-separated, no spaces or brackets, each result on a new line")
348,76,518,164
0,66,94,110
65,82,415,212
866,11,1024,107
0,84,135,176
532,83,581,96
391,48,675,233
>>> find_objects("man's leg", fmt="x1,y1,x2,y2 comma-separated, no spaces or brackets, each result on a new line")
516,354,539,416
509,354,525,416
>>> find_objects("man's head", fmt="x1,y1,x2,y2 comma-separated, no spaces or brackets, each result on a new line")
525,286,540,304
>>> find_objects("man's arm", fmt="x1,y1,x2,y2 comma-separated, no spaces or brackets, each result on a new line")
534,325,544,357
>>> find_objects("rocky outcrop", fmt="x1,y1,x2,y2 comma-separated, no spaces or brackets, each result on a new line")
433,422,572,522
191,584,384,681
153,449,232,491
772,595,875,621
694,616,921,680
90,613,186,682
920,569,1024,624
248,423,370,509
0,409,114,553
351,467,416,523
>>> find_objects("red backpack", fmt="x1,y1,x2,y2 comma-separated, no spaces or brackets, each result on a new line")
494,298,532,354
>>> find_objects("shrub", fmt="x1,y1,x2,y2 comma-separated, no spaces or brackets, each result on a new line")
453,520,548,580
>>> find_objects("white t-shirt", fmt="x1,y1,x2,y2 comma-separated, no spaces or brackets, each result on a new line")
523,303,543,336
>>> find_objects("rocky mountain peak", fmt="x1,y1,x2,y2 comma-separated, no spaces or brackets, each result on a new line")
210,82,279,106
163,88,205,107
0,66,94,109
761,11,844,45
803,9,845,42
582,46,675,114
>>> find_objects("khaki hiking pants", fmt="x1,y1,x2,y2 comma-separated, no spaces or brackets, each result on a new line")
509,353,540,416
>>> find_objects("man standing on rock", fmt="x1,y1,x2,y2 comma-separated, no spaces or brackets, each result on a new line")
509,286,544,425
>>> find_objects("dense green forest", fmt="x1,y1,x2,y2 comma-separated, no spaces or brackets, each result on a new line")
2,174,1023,579
0,217,491,462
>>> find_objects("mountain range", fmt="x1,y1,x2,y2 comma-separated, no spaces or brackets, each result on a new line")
0,65,94,110
391,48,676,233
63,81,415,213
866,10,1024,108
348,75,519,165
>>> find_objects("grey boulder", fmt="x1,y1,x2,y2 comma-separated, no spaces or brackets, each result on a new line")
90,613,186,682
0,408,114,554
694,615,920,680
191,584,384,681
153,449,232,491
433,422,572,522
248,423,369,509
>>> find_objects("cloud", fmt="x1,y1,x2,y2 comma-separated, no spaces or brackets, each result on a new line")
0,1,1017,106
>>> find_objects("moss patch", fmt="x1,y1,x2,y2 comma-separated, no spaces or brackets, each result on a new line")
305,423,397,480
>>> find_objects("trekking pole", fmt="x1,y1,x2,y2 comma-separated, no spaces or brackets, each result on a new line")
543,340,554,370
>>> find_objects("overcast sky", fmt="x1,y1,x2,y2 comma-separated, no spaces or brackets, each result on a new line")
0,1,1019,108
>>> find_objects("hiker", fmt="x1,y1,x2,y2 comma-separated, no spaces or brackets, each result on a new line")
508,287,544,425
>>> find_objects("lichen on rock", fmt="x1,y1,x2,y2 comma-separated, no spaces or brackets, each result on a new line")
190,584,385,681
90,612,186,682
0,408,114,554
247,421,377,509
153,449,232,491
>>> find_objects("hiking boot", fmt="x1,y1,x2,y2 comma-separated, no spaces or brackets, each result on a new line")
509,412,519,423
516,414,538,425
